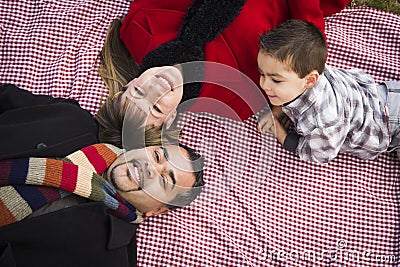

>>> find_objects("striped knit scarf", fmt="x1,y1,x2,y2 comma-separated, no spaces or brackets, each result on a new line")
0,143,143,227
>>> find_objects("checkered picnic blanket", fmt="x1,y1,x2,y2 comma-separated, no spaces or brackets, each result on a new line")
1,1,399,266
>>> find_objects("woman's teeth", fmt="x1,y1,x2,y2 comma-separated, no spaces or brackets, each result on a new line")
158,77,172,90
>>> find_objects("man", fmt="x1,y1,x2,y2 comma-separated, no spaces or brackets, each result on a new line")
0,84,204,266
0,142,204,267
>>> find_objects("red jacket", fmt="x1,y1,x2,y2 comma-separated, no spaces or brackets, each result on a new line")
120,0,350,120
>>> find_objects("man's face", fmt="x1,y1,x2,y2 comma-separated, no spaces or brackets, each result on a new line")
121,66,184,128
105,145,195,216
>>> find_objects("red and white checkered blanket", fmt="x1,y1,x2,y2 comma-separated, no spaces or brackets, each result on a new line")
1,1,399,266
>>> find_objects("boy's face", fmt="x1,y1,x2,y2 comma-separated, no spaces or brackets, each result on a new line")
257,52,308,106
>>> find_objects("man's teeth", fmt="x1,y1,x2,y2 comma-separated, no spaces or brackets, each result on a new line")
158,77,171,90
134,167,140,182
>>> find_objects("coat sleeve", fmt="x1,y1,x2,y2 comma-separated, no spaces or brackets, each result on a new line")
0,84,79,114
287,0,351,37
0,242,16,267
320,0,351,17
287,0,325,34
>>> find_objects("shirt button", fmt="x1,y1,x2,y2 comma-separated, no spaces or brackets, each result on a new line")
37,143,47,149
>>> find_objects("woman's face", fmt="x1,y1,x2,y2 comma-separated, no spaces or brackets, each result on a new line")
122,66,184,128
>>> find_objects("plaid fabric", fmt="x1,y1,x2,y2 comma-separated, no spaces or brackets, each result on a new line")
0,2,399,266
0,0,130,114
282,66,390,163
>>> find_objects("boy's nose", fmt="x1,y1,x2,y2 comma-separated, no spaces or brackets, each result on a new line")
261,81,272,91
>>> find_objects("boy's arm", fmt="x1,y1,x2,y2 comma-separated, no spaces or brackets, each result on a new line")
258,105,294,145
275,109,344,164
273,118,288,145
282,133,301,153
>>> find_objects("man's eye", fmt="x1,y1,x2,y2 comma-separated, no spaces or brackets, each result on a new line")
154,150,161,162
161,175,167,188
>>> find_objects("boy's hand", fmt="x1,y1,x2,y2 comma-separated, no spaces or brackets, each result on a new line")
257,109,275,134
258,106,291,145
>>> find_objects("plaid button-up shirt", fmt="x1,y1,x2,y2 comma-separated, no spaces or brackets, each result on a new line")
282,65,390,164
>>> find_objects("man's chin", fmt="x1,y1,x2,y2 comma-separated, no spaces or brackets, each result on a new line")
110,172,142,193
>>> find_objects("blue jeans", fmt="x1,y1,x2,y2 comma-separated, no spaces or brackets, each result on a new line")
379,81,400,158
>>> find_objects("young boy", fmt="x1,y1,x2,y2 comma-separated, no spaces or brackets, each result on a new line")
257,19,400,164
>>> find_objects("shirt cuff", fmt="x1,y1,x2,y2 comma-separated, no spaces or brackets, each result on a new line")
283,132,301,153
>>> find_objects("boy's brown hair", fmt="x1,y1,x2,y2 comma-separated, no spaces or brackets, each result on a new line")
259,19,327,77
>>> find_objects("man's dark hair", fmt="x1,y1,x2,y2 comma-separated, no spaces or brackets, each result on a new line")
165,143,205,210
259,19,327,77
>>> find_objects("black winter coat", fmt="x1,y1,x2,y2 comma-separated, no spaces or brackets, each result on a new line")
0,84,138,266
0,202,138,267
0,84,99,160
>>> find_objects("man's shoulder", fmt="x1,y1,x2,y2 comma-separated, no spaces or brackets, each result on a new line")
0,202,138,267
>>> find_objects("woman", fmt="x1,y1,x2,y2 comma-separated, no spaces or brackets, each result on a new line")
0,68,181,160
101,0,351,122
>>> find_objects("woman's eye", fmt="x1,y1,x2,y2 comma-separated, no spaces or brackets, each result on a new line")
152,105,162,114
134,87,145,97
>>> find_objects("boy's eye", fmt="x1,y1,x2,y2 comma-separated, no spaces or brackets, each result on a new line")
272,79,282,83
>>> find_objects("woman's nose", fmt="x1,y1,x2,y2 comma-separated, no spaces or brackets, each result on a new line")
146,78,168,103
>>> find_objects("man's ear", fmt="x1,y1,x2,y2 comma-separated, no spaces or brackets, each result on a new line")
305,70,319,89
143,206,170,218
164,109,177,129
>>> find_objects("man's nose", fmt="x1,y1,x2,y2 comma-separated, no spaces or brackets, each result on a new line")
142,162,153,180
144,161,164,179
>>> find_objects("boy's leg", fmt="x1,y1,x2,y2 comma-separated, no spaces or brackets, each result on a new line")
383,81,400,159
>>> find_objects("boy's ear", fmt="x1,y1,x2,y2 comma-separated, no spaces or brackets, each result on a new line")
305,70,319,89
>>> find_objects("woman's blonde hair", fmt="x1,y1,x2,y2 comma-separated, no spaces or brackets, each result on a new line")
94,92,181,149
99,19,139,97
